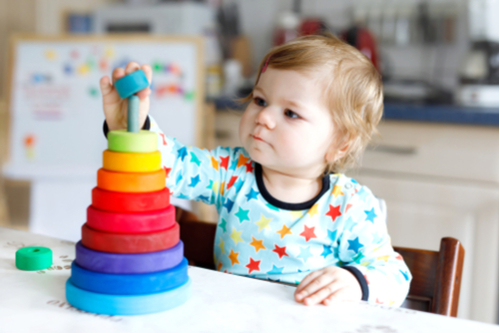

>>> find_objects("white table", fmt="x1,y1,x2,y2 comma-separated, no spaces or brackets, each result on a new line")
0,227,498,333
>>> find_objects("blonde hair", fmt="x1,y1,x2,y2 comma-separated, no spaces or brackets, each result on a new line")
244,33,383,173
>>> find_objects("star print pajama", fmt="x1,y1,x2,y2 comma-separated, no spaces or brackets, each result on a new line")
148,117,412,306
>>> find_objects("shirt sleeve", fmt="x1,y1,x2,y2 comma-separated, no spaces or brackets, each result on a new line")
149,116,245,211
337,185,412,307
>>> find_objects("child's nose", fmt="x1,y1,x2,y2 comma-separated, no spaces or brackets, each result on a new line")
255,107,276,130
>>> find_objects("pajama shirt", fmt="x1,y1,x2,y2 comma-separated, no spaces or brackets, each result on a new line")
146,117,411,306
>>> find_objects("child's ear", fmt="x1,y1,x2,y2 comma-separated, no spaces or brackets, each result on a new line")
325,139,350,163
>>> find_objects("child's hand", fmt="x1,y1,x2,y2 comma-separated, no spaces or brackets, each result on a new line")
99,62,152,131
294,266,362,306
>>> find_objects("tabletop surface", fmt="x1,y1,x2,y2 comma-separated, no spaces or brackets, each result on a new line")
1,226,498,333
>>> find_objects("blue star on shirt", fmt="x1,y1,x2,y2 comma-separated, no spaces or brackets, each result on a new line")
229,159,238,171
297,246,313,263
365,208,377,223
400,270,410,281
177,193,189,199
175,172,183,184
190,152,201,166
189,175,201,187
177,147,188,161
223,198,234,213
245,188,259,201
348,237,363,253
233,179,244,192
199,195,210,203
235,207,250,222
357,188,369,202
321,245,333,258
327,229,337,242
267,265,284,275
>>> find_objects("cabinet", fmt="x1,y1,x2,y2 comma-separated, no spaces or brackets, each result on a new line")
215,110,499,324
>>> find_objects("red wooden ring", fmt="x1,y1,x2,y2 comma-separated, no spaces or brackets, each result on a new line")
81,223,180,254
86,205,176,233
91,187,170,213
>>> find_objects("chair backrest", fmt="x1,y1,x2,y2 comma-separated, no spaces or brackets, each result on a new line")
394,237,465,317
175,207,465,316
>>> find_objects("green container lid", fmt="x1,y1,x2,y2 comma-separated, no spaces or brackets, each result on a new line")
16,247,53,271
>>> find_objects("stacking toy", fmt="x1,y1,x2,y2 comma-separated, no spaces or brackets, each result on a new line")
66,69,191,315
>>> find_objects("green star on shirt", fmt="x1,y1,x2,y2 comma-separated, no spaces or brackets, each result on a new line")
235,207,250,223
190,152,201,166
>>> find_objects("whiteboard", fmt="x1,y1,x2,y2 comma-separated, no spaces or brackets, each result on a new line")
4,35,204,180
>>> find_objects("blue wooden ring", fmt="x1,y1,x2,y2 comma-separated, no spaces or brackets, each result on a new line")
75,240,183,274
70,258,188,295
66,278,192,315
114,69,149,99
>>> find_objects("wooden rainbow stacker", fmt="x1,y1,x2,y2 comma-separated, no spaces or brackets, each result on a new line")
65,69,191,315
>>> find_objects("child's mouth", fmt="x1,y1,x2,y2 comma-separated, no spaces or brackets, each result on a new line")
252,135,264,142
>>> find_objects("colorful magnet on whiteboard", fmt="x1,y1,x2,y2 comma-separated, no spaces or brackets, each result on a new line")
70,258,188,295
97,168,165,193
66,277,191,315
114,69,149,99
86,205,175,234
16,247,53,271
81,222,180,254
107,130,157,153
75,241,183,274
102,150,161,173
91,187,170,213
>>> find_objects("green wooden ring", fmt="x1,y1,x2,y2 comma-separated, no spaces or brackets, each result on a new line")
107,130,157,153
16,247,53,271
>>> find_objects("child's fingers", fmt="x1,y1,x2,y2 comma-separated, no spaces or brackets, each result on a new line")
295,270,323,295
141,64,153,83
295,272,332,301
125,61,141,74
136,87,151,100
112,67,125,84
99,76,113,95
303,282,343,306
322,286,350,306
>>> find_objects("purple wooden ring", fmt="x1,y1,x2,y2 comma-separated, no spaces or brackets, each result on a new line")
75,240,183,274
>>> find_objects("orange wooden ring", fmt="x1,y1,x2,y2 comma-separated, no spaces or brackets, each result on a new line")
97,168,166,193
81,223,180,254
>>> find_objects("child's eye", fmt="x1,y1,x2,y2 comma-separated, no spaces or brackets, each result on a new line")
253,97,267,107
284,109,299,119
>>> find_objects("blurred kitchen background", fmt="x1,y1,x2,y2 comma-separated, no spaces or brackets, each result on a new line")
0,0,498,325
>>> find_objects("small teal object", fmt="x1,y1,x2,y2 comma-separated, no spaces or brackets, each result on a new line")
114,69,149,99
66,277,192,315
127,95,140,133
16,247,53,271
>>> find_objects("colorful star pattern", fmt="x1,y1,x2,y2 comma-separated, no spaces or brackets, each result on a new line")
152,125,412,307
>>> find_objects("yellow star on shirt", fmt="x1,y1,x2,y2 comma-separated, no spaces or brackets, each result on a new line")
332,185,344,198
218,237,225,254
220,181,225,195
211,156,219,171
230,227,244,245
255,214,272,232
276,224,292,239
228,249,240,266
377,255,390,262
307,203,319,217
250,237,266,252
289,210,304,219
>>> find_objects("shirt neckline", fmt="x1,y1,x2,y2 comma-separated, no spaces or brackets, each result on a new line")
254,163,330,211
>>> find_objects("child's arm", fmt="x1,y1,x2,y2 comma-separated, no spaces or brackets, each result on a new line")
99,62,152,131
295,186,412,307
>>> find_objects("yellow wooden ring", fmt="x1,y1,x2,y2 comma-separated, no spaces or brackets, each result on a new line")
102,150,161,173
97,168,166,193
108,130,157,153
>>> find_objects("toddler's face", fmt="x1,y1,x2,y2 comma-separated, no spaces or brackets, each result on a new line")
239,67,337,178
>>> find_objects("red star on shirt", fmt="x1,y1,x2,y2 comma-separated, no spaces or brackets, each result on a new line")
395,253,403,260
220,156,229,170
326,204,342,222
159,133,167,145
246,257,261,274
345,204,353,212
300,225,317,242
245,161,254,173
364,274,370,284
227,176,238,189
163,166,171,178
272,244,289,259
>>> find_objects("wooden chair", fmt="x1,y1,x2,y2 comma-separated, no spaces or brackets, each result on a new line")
175,207,465,316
